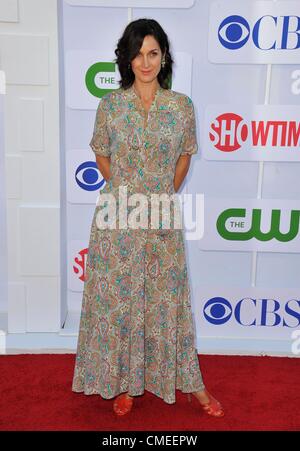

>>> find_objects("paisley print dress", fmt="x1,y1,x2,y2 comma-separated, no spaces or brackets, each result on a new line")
71,84,205,404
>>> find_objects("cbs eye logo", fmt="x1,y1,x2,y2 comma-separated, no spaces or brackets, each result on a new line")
203,297,232,325
75,161,105,192
218,15,250,50
218,14,300,51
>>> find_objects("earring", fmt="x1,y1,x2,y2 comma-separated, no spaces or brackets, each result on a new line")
161,58,165,68
128,63,131,69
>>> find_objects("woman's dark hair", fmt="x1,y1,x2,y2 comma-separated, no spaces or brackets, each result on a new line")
114,18,173,89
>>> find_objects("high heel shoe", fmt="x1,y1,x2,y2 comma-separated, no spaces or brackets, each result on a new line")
187,390,224,418
113,393,134,416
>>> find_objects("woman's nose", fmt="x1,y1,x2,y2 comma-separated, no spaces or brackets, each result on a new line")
142,56,150,68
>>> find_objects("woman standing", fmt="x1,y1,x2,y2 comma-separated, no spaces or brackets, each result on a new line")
72,18,224,418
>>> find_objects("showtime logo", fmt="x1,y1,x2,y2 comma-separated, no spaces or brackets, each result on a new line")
73,247,88,282
209,113,300,152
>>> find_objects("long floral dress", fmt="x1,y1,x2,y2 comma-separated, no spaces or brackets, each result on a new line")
71,84,206,404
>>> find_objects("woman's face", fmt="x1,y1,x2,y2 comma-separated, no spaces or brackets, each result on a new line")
131,34,163,85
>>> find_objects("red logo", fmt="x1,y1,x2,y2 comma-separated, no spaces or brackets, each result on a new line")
210,113,300,152
73,248,88,282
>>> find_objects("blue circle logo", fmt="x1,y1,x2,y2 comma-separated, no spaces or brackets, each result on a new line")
75,161,105,191
218,15,250,49
203,297,233,325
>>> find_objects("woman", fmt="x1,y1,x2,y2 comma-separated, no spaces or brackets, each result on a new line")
72,18,224,418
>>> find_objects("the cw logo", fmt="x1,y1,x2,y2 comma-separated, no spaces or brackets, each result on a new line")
217,208,300,242
85,61,117,98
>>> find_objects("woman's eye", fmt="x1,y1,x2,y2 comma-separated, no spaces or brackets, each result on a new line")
135,52,158,58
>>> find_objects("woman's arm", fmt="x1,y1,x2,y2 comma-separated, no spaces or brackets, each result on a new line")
96,155,111,182
173,154,192,192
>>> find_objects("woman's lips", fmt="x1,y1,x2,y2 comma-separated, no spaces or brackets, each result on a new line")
141,70,152,74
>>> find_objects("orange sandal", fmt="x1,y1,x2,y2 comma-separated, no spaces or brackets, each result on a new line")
187,390,224,418
113,393,134,416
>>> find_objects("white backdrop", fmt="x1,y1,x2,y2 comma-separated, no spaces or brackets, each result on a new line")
0,71,7,323
60,0,300,355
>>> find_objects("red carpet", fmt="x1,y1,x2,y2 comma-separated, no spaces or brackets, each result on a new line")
0,354,299,431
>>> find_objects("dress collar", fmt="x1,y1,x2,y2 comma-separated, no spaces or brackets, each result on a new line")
122,83,165,112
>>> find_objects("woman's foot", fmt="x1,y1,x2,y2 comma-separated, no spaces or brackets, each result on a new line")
188,389,224,417
192,389,211,404
113,392,134,416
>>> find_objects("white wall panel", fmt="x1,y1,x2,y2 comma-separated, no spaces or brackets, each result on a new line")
7,282,26,333
19,206,60,276
22,155,60,202
0,0,19,23
0,34,49,85
0,73,7,314
5,154,22,199
19,98,44,152
1,0,60,343
6,203,19,279
26,277,60,332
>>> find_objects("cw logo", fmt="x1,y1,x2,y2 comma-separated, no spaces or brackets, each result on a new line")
217,208,300,242
85,61,117,98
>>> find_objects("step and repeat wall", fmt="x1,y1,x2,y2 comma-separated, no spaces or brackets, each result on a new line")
60,0,300,355
0,71,7,320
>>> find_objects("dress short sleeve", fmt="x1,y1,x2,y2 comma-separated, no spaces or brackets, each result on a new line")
89,95,111,157
180,96,198,156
